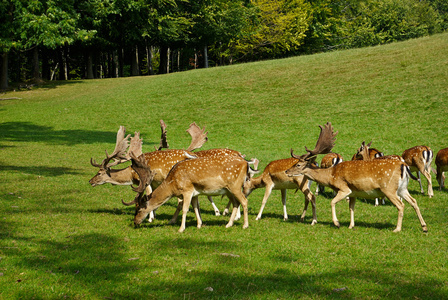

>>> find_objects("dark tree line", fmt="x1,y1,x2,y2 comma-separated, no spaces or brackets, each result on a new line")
1,0,446,90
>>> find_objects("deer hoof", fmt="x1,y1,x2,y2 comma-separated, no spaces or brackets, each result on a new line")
311,220,317,226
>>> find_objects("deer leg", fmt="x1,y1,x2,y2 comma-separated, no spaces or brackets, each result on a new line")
298,179,317,225
235,204,241,221
145,185,156,223
168,198,183,224
383,192,405,232
179,193,193,233
208,196,221,216
281,189,288,221
348,197,356,229
225,196,239,228
399,190,428,232
192,196,202,229
233,190,249,229
223,199,232,216
331,190,351,228
416,171,424,194
255,183,274,220
422,170,434,198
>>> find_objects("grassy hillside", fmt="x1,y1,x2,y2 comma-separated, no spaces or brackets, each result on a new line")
1,33,447,299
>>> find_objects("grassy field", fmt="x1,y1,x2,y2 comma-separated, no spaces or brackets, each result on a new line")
1,32,448,299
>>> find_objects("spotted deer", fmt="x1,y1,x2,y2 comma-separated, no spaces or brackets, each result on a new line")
435,147,448,190
286,122,428,232
316,153,343,196
89,121,213,221
242,157,317,224
402,145,434,198
133,154,259,232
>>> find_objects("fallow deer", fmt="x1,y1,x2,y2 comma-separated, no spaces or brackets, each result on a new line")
167,148,259,223
351,141,384,161
316,153,343,196
435,147,448,190
352,141,386,206
133,155,259,232
242,157,317,224
402,145,434,198
90,121,211,221
286,122,428,233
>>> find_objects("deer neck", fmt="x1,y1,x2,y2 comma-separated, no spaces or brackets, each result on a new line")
108,167,137,185
303,165,334,187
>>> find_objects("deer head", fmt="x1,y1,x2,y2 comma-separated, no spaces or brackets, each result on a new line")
89,126,131,186
289,122,338,174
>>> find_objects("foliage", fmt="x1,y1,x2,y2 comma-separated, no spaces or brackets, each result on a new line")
341,0,442,48
227,0,312,60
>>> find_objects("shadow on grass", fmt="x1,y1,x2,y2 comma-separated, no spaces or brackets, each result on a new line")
0,121,159,146
1,213,442,299
0,162,81,177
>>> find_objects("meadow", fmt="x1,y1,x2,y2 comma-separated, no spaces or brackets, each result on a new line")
0,32,447,299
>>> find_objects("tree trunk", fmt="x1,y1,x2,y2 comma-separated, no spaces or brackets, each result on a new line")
58,47,65,80
131,45,139,76
0,52,8,90
113,50,119,78
32,47,40,82
204,45,209,68
158,46,169,74
146,45,154,75
86,51,94,79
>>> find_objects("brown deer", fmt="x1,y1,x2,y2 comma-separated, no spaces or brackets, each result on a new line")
402,146,434,198
351,141,384,161
316,153,343,196
351,141,387,206
166,148,259,223
286,122,428,232
133,154,259,232
435,148,448,190
90,121,211,221
242,157,317,224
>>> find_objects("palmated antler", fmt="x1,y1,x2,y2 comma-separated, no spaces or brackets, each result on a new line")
90,126,131,169
155,119,169,151
291,122,338,162
186,122,208,151
122,134,156,206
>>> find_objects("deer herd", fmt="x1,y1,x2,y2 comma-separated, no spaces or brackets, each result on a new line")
89,121,448,233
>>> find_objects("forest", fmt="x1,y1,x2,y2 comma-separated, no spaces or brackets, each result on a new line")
1,0,447,89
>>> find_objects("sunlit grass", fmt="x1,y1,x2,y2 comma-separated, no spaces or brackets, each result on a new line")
1,33,448,299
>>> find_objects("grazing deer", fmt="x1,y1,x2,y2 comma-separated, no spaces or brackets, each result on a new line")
351,141,384,161
133,155,259,232
316,153,343,196
242,157,317,224
435,148,448,190
90,121,211,222
286,122,428,232
402,146,434,198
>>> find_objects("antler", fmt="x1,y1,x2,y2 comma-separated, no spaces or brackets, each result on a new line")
291,122,338,161
90,126,131,169
155,119,169,151
186,122,208,151
122,133,156,206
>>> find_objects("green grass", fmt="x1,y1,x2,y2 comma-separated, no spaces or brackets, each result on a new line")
1,33,448,299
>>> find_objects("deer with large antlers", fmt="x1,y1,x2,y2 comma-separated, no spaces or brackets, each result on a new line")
285,122,428,232
402,145,434,198
435,147,448,190
89,121,214,221
133,153,259,232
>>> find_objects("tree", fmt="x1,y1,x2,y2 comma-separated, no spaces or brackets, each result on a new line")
227,0,312,61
